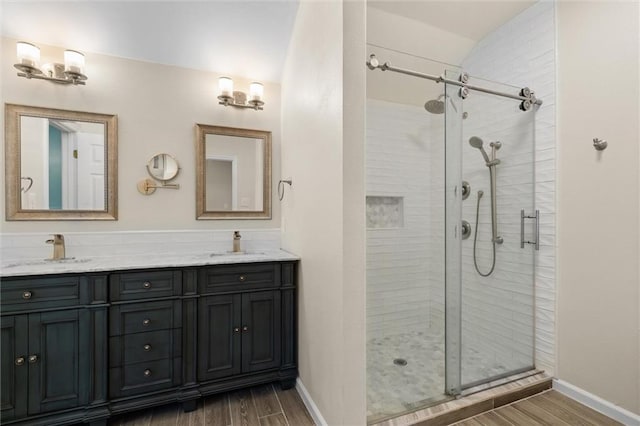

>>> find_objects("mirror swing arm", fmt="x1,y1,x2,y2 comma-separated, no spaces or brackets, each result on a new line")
137,153,181,195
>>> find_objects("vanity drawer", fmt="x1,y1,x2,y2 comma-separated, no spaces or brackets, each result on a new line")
109,300,181,336
0,276,81,311
109,357,182,398
198,263,280,294
110,269,181,301
109,329,182,367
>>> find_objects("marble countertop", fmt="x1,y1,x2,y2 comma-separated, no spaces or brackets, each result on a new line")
0,249,299,278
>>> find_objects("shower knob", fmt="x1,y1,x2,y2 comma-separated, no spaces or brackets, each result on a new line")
459,87,469,99
461,220,471,240
461,181,470,200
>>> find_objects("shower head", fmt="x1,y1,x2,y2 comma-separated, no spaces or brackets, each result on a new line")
469,136,484,149
424,98,444,114
469,136,491,163
425,94,459,115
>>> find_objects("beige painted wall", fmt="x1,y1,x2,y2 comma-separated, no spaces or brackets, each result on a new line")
281,0,366,424
1,37,281,231
557,1,640,414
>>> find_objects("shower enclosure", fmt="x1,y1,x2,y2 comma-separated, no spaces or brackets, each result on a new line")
366,46,539,422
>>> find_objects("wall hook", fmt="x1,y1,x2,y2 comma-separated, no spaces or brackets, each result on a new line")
593,138,608,151
278,179,292,201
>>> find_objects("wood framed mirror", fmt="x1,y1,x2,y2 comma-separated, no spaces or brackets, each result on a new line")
196,124,271,219
5,104,118,220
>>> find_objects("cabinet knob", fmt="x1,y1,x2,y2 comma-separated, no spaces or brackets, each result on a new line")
143,281,152,289
22,291,32,300
144,369,152,377
233,327,240,333
15,356,25,366
239,275,246,282
28,355,38,364
242,326,248,332
142,319,151,326
143,344,152,351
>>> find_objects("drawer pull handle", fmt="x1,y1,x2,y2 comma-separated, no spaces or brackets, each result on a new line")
242,326,248,332
143,344,152,351
15,357,25,366
239,275,246,282
233,327,240,333
22,291,32,300
28,355,38,364
144,369,152,377
142,319,151,326
143,281,152,289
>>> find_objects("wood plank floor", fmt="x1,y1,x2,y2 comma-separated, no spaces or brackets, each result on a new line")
109,383,315,426
452,390,623,425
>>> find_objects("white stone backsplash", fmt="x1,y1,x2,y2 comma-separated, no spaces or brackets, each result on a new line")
0,229,282,263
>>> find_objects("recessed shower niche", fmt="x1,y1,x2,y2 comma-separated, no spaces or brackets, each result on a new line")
366,196,404,229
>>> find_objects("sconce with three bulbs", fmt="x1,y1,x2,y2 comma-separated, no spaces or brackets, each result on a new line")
217,77,264,111
14,41,88,85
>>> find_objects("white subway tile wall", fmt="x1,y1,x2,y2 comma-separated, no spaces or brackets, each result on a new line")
0,229,282,262
366,100,442,340
462,1,556,375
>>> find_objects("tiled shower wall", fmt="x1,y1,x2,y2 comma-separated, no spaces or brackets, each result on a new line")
461,1,556,375
366,99,440,339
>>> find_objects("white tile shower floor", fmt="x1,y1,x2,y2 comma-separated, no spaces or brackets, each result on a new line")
367,330,511,420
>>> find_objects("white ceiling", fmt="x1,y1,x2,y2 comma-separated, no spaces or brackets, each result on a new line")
368,0,536,41
2,1,535,83
1,1,299,83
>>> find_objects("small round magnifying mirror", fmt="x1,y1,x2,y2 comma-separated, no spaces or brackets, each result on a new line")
147,153,179,182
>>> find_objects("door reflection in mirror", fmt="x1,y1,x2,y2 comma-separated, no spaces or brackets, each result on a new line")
204,134,264,212
20,117,105,211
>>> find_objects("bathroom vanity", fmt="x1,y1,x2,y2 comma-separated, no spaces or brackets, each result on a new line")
0,254,298,426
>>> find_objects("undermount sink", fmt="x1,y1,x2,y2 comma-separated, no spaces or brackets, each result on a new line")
209,251,265,257
2,257,90,268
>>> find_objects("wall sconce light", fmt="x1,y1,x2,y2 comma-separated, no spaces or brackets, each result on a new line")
14,41,88,85
217,77,264,110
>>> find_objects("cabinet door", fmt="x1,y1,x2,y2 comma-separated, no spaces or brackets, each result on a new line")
0,315,29,422
28,310,89,415
197,294,242,381
241,291,281,373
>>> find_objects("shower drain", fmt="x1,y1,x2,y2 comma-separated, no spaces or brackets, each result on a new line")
393,358,408,366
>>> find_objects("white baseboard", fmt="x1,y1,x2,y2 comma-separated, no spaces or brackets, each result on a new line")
553,379,640,426
296,378,328,426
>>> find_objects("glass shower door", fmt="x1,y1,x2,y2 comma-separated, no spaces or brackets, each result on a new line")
445,73,536,394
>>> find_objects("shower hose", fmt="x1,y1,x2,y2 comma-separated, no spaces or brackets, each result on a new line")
473,190,496,277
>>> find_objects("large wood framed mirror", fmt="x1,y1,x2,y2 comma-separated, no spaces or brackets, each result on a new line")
5,104,118,220
196,124,271,219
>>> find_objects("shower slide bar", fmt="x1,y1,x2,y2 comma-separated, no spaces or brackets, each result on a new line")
366,54,543,109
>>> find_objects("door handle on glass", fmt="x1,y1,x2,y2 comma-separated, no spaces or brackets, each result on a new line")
28,355,38,364
15,356,25,366
520,209,540,250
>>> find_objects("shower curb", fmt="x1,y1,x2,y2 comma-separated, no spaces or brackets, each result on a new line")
370,372,551,426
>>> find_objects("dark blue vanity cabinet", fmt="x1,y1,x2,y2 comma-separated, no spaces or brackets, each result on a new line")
0,275,109,426
0,260,297,425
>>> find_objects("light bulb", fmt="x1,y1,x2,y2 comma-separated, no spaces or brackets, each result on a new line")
219,77,233,98
64,50,85,75
249,82,264,102
16,42,40,68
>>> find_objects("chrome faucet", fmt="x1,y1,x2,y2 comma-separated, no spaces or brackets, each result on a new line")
45,234,65,260
233,231,242,253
